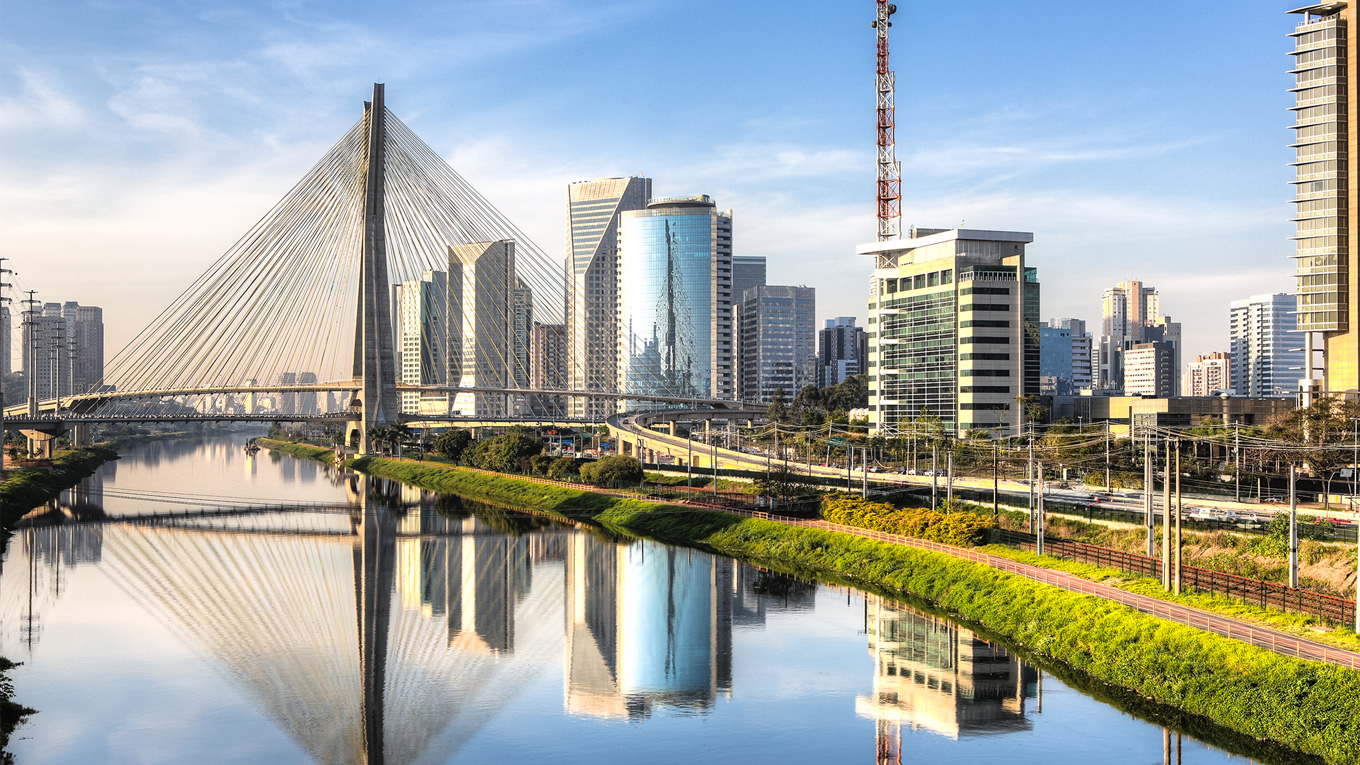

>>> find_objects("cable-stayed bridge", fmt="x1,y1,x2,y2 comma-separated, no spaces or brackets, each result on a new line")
13,84,753,456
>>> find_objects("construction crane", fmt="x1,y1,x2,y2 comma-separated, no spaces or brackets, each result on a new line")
872,1,901,242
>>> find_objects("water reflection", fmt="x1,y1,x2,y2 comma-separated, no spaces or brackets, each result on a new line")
0,443,1289,764
856,598,1038,759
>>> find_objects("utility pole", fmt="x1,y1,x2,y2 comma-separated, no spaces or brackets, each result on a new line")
1144,428,1155,557
1289,463,1299,589
1163,437,1173,591
22,291,39,418
0,258,12,464
1234,424,1241,504
711,437,717,498
1028,425,1036,533
862,446,869,498
946,449,953,505
1037,461,1045,556
931,444,938,511
1104,421,1111,490
992,441,999,516
1174,443,1182,595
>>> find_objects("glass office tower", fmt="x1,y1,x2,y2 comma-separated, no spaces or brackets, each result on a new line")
617,196,733,401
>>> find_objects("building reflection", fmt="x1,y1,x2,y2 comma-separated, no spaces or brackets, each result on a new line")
855,597,1038,759
565,536,738,719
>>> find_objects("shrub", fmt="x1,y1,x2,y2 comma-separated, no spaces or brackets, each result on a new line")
547,457,580,480
821,495,997,547
580,455,643,486
530,453,555,476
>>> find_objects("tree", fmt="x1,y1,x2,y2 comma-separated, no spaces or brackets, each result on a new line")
580,455,643,485
767,388,789,423
754,464,816,503
466,432,544,473
432,429,473,462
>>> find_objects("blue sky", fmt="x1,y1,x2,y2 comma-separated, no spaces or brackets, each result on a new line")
0,0,1299,363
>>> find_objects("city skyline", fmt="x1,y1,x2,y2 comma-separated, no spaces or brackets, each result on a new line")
1,2,1300,368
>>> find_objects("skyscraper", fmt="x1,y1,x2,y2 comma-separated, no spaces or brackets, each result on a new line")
1229,293,1303,398
736,285,816,403
1038,324,1074,396
817,317,869,388
566,177,651,418
1289,5,1351,400
862,228,1039,437
394,270,449,414
617,195,734,401
1098,281,1180,394
22,301,103,403
449,240,517,417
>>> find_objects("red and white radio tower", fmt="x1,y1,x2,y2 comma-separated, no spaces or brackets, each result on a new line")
872,1,901,242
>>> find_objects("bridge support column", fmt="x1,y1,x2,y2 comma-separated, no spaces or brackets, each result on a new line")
22,431,55,460
70,424,91,447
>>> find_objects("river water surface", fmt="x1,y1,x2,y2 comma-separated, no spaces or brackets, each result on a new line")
0,433,1300,763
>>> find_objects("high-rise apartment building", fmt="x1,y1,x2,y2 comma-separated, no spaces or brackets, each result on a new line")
1098,281,1180,394
731,256,767,306
530,321,567,415
617,195,734,401
22,301,103,403
1124,342,1175,398
566,177,651,418
449,240,517,417
736,285,816,403
1187,352,1232,397
1290,5,1353,400
1229,293,1303,398
817,317,869,388
394,270,449,414
861,228,1039,437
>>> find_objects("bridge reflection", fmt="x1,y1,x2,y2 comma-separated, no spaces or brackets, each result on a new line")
0,480,829,762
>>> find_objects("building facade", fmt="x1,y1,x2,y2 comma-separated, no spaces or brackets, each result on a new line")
566,177,651,418
1039,324,1074,396
861,228,1039,437
736,285,816,403
1289,5,1353,400
731,256,767,307
1229,292,1303,398
22,301,104,403
1123,342,1175,398
394,270,449,414
617,195,734,401
1048,317,1092,391
817,317,869,388
449,240,517,417
1187,352,1232,397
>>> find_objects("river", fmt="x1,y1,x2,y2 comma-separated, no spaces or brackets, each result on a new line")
0,433,1304,763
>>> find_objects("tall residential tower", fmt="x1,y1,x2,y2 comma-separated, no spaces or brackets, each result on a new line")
1290,4,1353,400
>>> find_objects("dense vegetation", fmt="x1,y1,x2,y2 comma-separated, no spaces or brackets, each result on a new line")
0,445,118,520
821,495,997,547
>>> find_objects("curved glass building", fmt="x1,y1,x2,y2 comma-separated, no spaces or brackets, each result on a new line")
617,196,733,401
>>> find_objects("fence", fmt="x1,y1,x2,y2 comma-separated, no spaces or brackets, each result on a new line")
723,507,1360,670
998,529,1358,626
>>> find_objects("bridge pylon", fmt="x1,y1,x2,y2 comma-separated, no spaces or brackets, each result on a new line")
347,83,401,455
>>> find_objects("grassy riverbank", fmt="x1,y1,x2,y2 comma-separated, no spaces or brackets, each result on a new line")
261,444,1360,764
0,445,118,523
